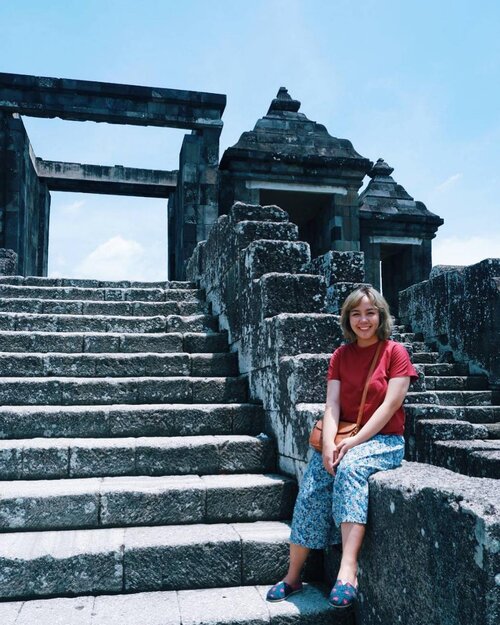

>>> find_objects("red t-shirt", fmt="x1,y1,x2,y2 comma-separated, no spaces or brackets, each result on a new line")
326,340,418,435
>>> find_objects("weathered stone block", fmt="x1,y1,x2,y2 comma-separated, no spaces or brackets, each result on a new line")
69,440,135,477
120,332,183,353
307,250,365,285
246,273,325,323
203,474,296,523
0,379,61,405
0,479,100,530
234,521,290,584
135,437,219,476
234,221,298,251
183,331,228,353
254,314,342,370
100,476,205,526
0,444,22,478
243,240,310,280
21,441,69,479
135,378,191,403
123,524,241,591
216,434,275,473
0,527,124,598
192,377,248,403
358,463,499,625
229,202,289,224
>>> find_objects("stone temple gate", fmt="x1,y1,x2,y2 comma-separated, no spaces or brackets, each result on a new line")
0,73,443,310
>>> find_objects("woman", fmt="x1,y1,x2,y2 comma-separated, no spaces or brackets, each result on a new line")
266,286,417,608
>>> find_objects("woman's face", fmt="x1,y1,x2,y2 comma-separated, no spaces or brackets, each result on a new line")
349,295,380,345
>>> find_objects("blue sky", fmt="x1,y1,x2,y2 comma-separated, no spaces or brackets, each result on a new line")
1,0,499,280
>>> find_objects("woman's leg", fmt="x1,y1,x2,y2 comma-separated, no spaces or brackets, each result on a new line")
337,522,366,585
332,435,405,585
282,543,310,585
283,452,335,583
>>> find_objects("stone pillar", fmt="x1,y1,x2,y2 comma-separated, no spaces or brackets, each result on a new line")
170,127,221,279
0,112,50,276
329,187,362,253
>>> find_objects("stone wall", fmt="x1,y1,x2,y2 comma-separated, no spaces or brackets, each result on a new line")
355,462,499,625
0,113,50,275
187,202,349,478
399,259,500,389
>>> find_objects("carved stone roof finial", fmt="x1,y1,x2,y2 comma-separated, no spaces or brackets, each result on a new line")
267,87,301,114
369,158,394,178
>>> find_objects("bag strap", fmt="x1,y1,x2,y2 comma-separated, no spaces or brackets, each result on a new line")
354,341,383,431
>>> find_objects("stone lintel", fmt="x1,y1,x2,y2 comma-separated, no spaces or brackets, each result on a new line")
369,235,423,246
0,72,226,130
35,159,177,198
245,180,348,195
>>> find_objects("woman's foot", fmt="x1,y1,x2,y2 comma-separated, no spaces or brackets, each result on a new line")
328,578,358,608
335,565,357,587
266,580,303,602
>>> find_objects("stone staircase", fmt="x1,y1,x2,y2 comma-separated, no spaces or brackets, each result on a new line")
396,325,500,480
0,276,334,624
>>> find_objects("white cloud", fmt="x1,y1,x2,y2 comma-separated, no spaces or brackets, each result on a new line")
435,173,462,192
432,235,500,267
76,236,152,281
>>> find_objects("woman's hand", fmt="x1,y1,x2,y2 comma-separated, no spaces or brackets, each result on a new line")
332,436,359,468
322,444,338,475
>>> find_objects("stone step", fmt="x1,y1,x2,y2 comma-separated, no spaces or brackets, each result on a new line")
485,423,500,438
0,472,296,531
0,403,264,439
0,583,336,625
420,363,469,376
404,404,500,424
432,439,500,478
0,521,291,600
0,297,208,316
0,330,229,354
405,390,493,406
0,434,275,480
414,418,489,442
0,312,218,333
0,276,195,289
0,352,238,378
406,418,491,465
411,352,439,364
0,376,248,405
424,375,489,391
408,341,430,352
0,284,202,302
391,332,423,342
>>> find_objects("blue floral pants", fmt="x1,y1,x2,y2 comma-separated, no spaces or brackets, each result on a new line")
290,434,405,548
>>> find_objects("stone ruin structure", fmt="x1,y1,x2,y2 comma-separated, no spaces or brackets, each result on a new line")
0,73,498,625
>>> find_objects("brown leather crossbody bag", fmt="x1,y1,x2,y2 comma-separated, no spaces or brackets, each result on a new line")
309,341,382,452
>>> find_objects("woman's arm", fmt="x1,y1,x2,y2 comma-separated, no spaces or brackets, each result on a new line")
332,376,410,467
322,379,341,475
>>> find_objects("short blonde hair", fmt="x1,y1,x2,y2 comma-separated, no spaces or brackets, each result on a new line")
340,286,392,342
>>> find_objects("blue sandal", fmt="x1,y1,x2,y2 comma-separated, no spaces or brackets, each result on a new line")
328,579,358,608
266,581,303,602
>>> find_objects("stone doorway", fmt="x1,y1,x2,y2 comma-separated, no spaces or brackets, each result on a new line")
259,189,334,259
